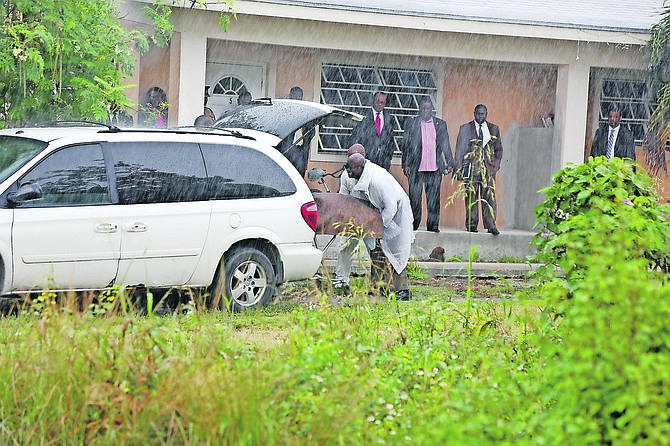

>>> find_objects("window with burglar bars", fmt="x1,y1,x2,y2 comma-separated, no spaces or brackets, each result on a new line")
599,79,655,146
318,63,438,155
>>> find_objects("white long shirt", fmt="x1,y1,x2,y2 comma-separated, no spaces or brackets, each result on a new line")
348,161,414,273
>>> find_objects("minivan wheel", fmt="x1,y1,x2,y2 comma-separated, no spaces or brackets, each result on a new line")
209,248,276,311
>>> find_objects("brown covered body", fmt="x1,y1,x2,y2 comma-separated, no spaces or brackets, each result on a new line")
313,192,383,237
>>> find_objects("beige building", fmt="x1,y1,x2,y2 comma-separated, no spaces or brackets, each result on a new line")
119,0,665,230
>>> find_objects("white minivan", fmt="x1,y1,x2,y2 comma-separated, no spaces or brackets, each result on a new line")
0,125,322,310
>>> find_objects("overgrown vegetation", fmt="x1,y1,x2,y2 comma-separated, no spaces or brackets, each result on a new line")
0,284,544,445
528,156,670,443
645,4,670,175
2,156,670,443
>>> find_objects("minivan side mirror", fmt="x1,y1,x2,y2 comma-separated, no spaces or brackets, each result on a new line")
7,183,43,206
307,167,328,182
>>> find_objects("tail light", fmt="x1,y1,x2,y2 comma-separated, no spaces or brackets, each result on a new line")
301,201,318,232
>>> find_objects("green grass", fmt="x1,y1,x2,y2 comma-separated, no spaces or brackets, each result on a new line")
0,281,551,445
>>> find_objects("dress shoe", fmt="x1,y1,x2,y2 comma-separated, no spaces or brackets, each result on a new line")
427,227,440,233
333,282,351,295
487,228,500,235
396,289,411,301
467,228,478,233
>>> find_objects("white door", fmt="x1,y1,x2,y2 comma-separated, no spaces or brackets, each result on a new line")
206,62,264,119
115,201,210,287
11,144,120,291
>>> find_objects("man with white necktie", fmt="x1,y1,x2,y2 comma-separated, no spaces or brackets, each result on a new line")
455,104,504,235
590,106,636,161
350,91,396,170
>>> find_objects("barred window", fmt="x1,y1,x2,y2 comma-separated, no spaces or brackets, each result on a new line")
319,63,438,155
600,79,654,145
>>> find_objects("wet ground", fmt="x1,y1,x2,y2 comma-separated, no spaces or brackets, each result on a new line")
0,277,535,315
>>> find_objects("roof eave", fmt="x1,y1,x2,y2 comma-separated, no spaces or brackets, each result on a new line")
231,0,652,45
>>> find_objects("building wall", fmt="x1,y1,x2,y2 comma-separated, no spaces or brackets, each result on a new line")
443,63,557,227
203,38,559,227
121,1,659,225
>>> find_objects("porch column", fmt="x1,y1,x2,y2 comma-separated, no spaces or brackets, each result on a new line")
178,32,207,126
554,61,591,170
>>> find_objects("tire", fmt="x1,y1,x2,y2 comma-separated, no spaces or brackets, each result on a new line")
209,248,276,311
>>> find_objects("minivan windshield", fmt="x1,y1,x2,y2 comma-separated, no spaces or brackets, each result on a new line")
0,136,48,184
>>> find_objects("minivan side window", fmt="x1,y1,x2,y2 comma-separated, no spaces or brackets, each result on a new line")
200,143,296,199
18,144,109,206
106,142,208,204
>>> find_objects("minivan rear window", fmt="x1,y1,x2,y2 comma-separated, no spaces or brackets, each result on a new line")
200,143,296,199
0,136,48,184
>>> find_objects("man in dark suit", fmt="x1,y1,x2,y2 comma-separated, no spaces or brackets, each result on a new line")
401,96,454,233
350,91,396,170
455,104,503,235
590,106,636,161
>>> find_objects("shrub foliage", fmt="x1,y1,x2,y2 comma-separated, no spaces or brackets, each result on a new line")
531,156,670,283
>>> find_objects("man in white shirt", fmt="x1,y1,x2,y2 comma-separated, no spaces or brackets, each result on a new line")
333,144,388,295
342,152,414,300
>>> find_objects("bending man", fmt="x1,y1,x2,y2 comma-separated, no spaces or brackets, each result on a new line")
333,144,386,293
342,152,414,300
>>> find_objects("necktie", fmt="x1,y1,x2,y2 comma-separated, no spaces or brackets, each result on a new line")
607,128,615,159
477,124,482,139
375,112,381,136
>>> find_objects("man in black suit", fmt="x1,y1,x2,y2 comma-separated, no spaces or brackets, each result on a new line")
401,96,454,233
455,104,503,235
350,91,396,170
590,106,636,161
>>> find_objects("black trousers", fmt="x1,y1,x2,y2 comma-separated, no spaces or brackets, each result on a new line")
464,174,497,231
408,170,442,231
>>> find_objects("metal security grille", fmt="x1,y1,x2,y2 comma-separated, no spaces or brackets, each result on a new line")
599,79,654,145
319,63,438,155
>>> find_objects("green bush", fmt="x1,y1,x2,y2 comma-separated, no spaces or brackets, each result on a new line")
527,156,670,444
531,156,670,282
531,228,670,444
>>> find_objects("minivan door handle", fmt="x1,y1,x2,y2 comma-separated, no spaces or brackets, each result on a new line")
94,222,119,233
125,222,148,232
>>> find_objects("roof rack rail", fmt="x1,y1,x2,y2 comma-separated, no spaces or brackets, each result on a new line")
49,120,116,129
167,126,257,140
41,121,256,140
250,97,273,106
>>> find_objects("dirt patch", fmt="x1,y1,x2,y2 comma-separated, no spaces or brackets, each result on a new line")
412,276,526,292
276,276,531,307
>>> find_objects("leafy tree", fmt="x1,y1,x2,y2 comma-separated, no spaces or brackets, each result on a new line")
0,0,234,127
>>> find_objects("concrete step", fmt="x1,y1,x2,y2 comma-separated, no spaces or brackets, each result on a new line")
317,226,537,263
321,258,538,279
